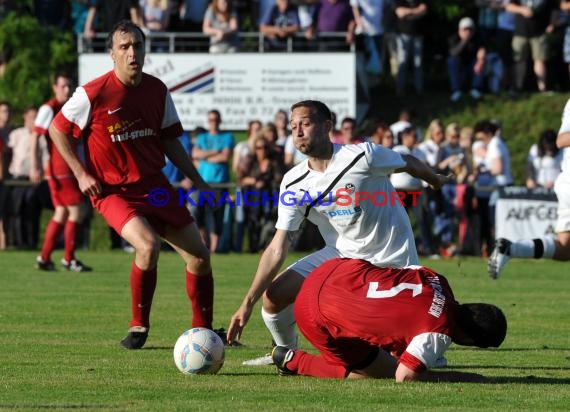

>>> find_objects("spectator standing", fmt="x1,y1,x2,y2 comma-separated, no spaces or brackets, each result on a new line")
0,100,12,250
526,128,562,188
49,20,222,348
141,0,170,52
474,120,513,255
33,0,68,29
192,109,234,253
435,122,468,257
6,106,45,249
476,0,499,46
274,109,290,147
237,136,283,253
260,0,300,51
390,126,430,254
417,118,446,256
311,0,355,51
506,0,556,93
394,0,427,96
496,0,516,92
179,0,208,52
448,17,487,102
70,0,96,37
31,73,91,272
202,0,240,53
84,0,142,42
351,0,385,83
233,120,262,252
141,0,169,32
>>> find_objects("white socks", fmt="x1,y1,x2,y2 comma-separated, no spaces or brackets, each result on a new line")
510,237,555,259
261,305,299,349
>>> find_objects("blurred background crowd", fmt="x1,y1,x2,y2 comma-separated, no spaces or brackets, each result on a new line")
0,0,567,258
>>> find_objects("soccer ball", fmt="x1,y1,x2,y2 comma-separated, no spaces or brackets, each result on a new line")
173,328,225,375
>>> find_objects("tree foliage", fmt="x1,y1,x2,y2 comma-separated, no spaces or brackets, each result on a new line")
0,12,76,111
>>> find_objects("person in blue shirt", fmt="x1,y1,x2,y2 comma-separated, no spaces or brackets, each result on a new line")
192,110,234,252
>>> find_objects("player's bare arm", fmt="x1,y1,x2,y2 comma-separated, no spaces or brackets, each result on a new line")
396,153,451,189
227,229,294,344
48,123,101,196
29,132,43,184
161,138,212,192
557,131,570,149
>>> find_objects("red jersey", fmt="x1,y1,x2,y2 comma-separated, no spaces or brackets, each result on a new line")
34,98,75,178
295,258,458,372
52,71,183,187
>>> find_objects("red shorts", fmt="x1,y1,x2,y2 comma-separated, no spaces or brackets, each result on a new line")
47,176,83,207
92,175,194,237
294,271,377,370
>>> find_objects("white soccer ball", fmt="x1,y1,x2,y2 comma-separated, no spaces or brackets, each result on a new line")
173,327,225,375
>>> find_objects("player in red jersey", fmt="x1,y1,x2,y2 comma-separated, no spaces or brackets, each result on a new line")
31,73,92,272
271,258,507,382
48,20,220,349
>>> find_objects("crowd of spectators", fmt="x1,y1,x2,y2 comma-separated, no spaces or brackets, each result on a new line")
3,1,570,96
0,1,568,257
0,96,562,258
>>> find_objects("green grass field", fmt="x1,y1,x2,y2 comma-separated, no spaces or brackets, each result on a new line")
1,251,569,411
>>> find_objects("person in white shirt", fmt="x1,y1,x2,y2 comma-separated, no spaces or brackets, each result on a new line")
526,128,562,189
390,126,430,254
226,100,449,362
475,120,513,187
489,101,570,278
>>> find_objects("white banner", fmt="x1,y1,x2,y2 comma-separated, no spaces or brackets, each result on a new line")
495,187,558,240
79,53,356,130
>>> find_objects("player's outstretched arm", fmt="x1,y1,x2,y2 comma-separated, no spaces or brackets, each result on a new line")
396,153,452,189
48,123,101,197
161,138,211,192
227,229,294,344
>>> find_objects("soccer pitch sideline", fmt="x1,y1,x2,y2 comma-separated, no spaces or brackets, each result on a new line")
1,251,569,411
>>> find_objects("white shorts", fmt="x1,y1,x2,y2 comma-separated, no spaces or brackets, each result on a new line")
286,246,343,278
554,172,570,233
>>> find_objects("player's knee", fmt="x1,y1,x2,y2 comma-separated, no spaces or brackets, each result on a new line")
263,286,293,313
136,236,161,263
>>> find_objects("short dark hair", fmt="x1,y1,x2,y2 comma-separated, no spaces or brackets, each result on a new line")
106,19,146,51
52,72,71,85
208,109,222,122
457,303,507,348
399,126,416,141
290,100,332,123
473,120,499,136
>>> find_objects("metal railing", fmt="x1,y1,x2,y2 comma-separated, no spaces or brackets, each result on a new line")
77,31,355,54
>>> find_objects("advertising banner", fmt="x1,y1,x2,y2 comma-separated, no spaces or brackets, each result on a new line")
79,53,356,130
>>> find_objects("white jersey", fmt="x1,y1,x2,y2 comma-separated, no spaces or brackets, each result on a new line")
276,142,419,268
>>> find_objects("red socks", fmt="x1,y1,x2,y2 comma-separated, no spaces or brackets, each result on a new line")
289,350,347,378
128,266,214,330
63,221,77,262
40,220,63,262
185,270,214,329
129,262,157,328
